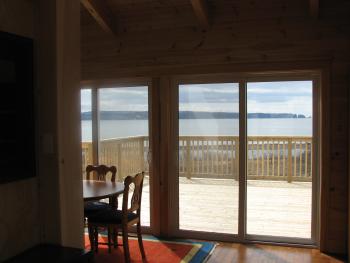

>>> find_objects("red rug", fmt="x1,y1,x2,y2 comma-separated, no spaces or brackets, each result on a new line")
84,234,215,263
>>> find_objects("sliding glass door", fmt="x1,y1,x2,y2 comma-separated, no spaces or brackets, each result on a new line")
246,81,314,241
81,89,93,172
172,76,318,245
178,83,239,234
81,73,319,245
81,85,151,227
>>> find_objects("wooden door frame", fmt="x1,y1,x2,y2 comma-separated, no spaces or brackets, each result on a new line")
164,68,328,248
80,61,331,249
81,78,157,234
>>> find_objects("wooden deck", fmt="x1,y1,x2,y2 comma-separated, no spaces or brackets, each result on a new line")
140,178,312,239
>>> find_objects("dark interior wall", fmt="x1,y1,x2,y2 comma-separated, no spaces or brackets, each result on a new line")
81,1,350,254
0,1,83,260
0,0,40,261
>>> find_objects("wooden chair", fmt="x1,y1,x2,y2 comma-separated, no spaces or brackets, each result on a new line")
84,165,118,217
87,171,146,263
86,164,117,181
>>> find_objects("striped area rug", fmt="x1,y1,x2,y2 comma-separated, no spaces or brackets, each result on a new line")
85,233,216,263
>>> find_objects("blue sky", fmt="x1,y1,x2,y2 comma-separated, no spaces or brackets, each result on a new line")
81,81,312,116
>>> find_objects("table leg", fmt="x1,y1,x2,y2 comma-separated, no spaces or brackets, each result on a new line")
109,195,118,209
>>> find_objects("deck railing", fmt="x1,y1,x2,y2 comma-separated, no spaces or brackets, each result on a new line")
82,135,312,182
82,136,149,181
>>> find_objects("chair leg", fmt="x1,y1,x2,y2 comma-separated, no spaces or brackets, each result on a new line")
107,226,112,253
88,226,94,251
109,196,118,209
137,222,146,259
94,227,99,253
122,225,130,263
113,227,118,248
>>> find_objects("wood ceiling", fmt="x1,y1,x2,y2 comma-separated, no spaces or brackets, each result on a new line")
81,0,321,36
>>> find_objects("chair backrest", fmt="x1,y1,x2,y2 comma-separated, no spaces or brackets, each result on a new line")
86,165,117,182
122,171,144,217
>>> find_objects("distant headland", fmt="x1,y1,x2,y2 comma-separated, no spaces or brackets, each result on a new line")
81,111,308,120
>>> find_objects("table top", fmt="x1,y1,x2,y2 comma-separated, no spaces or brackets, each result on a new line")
83,180,124,201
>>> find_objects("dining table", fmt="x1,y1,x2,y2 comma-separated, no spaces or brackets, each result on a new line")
83,180,124,208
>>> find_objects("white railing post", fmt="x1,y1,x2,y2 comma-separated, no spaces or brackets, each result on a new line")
139,137,145,172
287,138,293,183
186,138,192,179
234,137,239,180
117,143,122,181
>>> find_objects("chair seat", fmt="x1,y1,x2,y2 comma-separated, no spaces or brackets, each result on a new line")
84,201,110,217
88,209,138,224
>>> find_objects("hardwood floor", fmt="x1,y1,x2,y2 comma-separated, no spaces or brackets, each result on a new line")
207,243,346,263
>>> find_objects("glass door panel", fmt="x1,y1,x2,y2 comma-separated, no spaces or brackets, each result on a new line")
178,83,239,234
98,86,150,226
80,89,92,179
246,81,313,239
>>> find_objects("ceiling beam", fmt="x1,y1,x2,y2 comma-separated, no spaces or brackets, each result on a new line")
309,0,319,19
190,0,210,27
81,0,117,35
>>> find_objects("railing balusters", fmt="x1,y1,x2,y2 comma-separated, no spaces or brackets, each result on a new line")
183,139,186,175
82,135,312,182
299,141,302,178
130,141,133,173
266,140,269,177
192,139,196,176
277,141,280,177
287,138,292,183
220,139,223,176
117,143,122,181
293,140,297,178
226,140,229,175
205,140,208,175
205,140,208,174
217,139,220,175
231,139,234,176
261,141,264,177
272,141,275,177
193,140,196,175
215,140,218,175
305,141,308,178
223,140,225,175
196,140,199,175
256,139,259,177
200,140,202,175
210,140,213,175
201,139,204,175
126,142,129,175
197,140,200,175
282,140,286,178
186,138,191,179
235,137,239,180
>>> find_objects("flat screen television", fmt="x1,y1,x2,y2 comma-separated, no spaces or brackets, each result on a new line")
0,31,35,183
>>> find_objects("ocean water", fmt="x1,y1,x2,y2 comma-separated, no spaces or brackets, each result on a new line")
81,118,312,142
